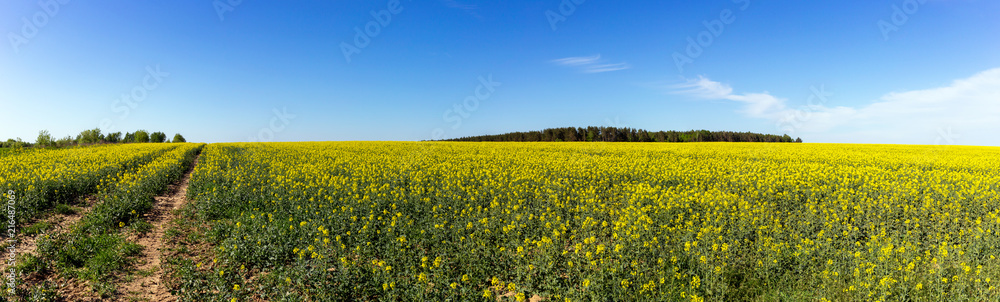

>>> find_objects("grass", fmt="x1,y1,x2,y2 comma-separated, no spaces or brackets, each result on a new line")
54,203,77,215
21,220,53,236
15,144,204,299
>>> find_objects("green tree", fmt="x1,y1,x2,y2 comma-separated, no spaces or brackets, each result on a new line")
78,128,103,144
106,132,122,143
55,136,75,147
172,133,186,143
134,130,150,143
36,130,53,147
150,131,167,143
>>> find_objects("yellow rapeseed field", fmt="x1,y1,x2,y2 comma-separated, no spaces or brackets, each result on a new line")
180,142,999,300
0,144,180,223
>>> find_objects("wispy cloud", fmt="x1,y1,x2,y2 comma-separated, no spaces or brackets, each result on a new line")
669,68,1000,145
552,54,630,74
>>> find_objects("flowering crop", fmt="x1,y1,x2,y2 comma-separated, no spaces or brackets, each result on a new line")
25,143,204,293
0,144,180,223
179,142,1000,301
79,143,204,233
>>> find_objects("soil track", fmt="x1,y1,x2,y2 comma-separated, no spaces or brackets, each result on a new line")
118,155,199,302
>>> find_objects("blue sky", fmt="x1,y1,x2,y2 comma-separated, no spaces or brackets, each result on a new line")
1,0,998,145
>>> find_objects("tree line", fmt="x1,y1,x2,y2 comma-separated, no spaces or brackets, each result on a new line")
0,128,186,148
439,127,802,143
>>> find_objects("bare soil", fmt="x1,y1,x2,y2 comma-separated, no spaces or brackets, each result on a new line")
117,156,199,302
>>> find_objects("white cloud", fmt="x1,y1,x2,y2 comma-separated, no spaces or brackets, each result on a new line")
669,76,791,119
552,54,630,74
669,68,1000,145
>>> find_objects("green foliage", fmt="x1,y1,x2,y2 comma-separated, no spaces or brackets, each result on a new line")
150,131,167,143
78,128,104,144
27,143,204,295
441,126,803,143
0,138,29,148
172,133,186,143
106,132,123,143
124,132,135,143
54,203,76,215
134,130,150,143
78,144,202,234
36,130,54,147
22,220,53,236
55,135,75,147
27,280,62,301
36,232,142,282
0,144,177,224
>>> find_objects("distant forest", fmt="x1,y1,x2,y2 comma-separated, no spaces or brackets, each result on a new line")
440,127,802,143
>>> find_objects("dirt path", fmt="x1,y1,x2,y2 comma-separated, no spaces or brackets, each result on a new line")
119,156,199,302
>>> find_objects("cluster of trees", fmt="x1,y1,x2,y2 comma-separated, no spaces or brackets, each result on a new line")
441,127,803,143
1,128,186,148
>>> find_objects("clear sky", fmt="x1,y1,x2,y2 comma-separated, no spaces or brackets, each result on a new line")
1,1,998,145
